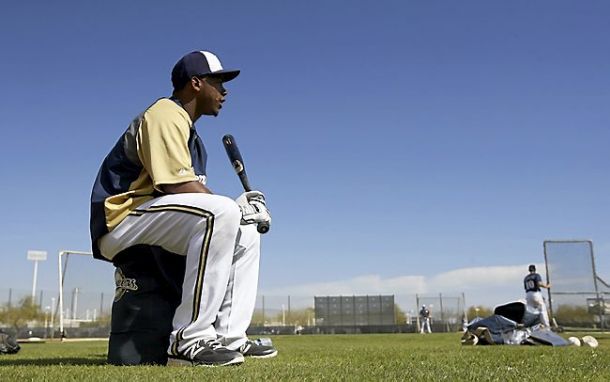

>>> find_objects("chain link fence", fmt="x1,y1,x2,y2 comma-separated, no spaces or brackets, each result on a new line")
0,288,113,338
0,288,115,322
248,293,467,334
1,290,470,337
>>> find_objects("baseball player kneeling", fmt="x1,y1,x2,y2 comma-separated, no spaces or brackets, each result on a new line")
90,51,276,366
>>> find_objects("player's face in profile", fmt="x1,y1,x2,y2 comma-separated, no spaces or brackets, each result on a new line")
195,76,227,117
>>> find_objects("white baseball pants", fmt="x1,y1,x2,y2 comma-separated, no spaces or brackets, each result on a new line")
420,318,431,333
526,291,550,327
98,193,261,353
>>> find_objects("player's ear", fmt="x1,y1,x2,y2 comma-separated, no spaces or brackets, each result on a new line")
190,77,203,92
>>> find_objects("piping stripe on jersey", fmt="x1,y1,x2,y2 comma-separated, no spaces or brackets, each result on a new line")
130,204,212,218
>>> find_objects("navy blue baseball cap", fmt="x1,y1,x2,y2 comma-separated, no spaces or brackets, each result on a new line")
171,51,240,90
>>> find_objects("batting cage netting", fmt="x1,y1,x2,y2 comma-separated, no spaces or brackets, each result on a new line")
544,240,609,330
57,250,114,338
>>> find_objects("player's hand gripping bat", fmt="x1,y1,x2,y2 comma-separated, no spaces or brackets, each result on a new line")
222,134,270,234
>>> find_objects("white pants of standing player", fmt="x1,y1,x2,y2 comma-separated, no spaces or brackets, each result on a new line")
98,193,261,352
526,291,550,327
420,317,431,333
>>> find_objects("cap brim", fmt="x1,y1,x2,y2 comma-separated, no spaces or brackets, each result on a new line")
208,69,240,82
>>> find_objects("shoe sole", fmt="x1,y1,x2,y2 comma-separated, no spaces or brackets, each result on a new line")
167,355,244,367
245,350,278,359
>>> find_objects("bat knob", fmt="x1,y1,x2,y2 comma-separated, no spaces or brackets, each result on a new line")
257,222,270,234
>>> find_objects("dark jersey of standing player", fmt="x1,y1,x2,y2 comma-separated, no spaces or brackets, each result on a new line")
524,272,543,292
420,306,430,319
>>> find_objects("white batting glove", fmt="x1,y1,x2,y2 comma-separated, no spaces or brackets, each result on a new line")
236,191,271,226
236,191,266,205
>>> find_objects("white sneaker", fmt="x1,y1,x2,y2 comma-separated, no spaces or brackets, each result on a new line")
168,339,244,367
239,338,278,358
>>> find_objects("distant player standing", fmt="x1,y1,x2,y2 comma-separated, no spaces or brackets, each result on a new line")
419,305,432,334
524,264,551,328
90,51,276,366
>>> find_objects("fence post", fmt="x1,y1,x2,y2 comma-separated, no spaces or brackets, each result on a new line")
8,288,12,307
462,292,467,322
589,241,606,330
416,294,420,333
50,297,55,339
288,295,291,325
439,293,445,332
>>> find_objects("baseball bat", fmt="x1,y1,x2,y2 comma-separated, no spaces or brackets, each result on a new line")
222,134,270,234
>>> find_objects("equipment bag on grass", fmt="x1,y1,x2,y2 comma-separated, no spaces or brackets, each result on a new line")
0,329,20,354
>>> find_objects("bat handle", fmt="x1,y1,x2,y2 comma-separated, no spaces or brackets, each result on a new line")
242,180,269,234
250,190,270,234
257,221,270,234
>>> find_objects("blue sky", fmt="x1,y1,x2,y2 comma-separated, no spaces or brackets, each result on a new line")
0,1,608,309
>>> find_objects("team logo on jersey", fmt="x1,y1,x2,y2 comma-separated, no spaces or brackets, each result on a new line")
114,268,138,302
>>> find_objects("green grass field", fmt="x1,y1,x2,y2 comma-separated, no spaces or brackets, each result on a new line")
1,333,609,381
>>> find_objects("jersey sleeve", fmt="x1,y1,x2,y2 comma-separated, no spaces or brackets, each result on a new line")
136,109,198,188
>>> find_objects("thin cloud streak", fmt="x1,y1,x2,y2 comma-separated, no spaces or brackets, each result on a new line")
261,264,538,308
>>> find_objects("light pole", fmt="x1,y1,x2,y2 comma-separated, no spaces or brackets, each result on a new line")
27,250,47,300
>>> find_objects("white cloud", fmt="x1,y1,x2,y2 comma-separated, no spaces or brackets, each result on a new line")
260,263,538,309
261,274,426,296
429,264,527,290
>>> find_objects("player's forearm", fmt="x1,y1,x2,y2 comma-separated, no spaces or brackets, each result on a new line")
160,181,212,194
